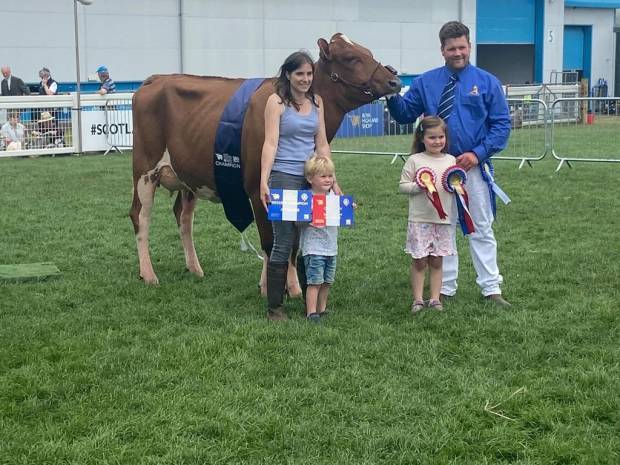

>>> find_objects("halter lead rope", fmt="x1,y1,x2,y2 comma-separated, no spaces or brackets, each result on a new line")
328,61,382,98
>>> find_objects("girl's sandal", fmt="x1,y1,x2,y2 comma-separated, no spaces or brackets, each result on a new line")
428,299,443,311
411,300,425,314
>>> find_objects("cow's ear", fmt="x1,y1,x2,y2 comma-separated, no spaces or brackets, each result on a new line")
317,38,331,61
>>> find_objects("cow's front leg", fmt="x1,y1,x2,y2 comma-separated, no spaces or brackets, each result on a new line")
173,190,204,278
286,253,302,298
131,175,159,285
257,254,301,298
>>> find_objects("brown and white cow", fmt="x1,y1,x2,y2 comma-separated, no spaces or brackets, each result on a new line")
130,33,401,290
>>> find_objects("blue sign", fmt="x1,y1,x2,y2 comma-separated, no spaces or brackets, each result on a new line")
335,103,384,138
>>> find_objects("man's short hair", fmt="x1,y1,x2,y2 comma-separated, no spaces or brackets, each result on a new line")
439,21,470,47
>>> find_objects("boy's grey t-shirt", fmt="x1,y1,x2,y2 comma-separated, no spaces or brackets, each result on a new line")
300,224,338,256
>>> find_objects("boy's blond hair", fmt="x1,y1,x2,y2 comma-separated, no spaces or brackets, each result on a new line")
304,154,335,179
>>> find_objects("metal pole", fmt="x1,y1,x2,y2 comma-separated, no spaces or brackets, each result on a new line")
73,0,83,153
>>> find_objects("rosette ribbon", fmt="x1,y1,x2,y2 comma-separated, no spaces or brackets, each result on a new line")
442,165,475,235
480,162,511,218
415,167,447,219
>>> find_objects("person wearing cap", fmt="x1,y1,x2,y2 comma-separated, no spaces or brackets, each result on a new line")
96,66,116,95
38,67,58,95
1,111,27,150
1,66,30,96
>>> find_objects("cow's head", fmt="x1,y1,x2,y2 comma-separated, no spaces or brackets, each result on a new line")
316,33,401,104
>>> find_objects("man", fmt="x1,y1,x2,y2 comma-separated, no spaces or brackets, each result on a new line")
96,65,116,95
1,66,30,96
387,21,512,306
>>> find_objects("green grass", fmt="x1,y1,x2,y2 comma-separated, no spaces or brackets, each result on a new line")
1,148,619,464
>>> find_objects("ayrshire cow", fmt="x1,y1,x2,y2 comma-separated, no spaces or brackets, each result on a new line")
130,33,402,290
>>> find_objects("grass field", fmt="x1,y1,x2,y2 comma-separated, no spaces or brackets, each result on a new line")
1,148,619,464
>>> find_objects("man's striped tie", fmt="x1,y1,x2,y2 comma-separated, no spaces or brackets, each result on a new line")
437,73,457,120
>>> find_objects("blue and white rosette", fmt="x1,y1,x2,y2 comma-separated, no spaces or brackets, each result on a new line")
480,161,511,218
442,165,475,235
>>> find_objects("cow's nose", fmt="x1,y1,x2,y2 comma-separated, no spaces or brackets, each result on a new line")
389,77,402,91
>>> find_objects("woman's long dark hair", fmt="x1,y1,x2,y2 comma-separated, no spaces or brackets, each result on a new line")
275,50,318,111
412,116,449,154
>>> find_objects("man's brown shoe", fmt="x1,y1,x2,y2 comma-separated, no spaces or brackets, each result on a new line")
484,294,512,307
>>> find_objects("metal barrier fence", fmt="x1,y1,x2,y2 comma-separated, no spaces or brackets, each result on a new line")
332,98,549,168
3,93,619,173
331,100,412,163
103,97,133,155
550,97,620,171
495,98,548,168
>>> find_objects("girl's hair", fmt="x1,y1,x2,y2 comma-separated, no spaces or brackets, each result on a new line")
275,50,318,111
304,154,335,179
412,116,449,154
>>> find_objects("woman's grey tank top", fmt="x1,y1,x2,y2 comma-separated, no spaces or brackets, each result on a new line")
272,104,319,176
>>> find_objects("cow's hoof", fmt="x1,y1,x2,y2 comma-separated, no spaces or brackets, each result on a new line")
287,284,303,298
140,274,160,286
185,267,204,278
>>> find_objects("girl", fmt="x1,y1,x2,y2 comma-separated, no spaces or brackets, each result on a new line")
399,116,456,313
260,51,340,321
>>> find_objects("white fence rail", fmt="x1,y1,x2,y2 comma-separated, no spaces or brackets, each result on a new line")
0,92,134,158
2,89,618,173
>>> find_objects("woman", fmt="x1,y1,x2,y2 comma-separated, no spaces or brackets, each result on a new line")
260,50,339,321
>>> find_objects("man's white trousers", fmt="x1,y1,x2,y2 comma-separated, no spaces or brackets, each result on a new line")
441,167,503,297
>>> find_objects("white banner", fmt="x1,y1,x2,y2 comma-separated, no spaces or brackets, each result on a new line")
81,108,133,152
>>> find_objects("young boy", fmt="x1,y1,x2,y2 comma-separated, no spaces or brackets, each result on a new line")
300,155,339,323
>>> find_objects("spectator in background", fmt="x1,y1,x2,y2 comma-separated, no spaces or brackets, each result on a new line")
1,66,30,96
38,67,58,95
1,111,27,150
96,66,116,95
31,111,64,148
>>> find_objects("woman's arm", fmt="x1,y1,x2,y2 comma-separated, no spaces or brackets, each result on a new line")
260,94,283,210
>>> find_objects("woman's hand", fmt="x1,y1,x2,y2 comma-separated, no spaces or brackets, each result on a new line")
260,180,270,211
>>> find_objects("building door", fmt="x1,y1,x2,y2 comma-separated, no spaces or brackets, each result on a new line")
563,25,592,82
476,0,543,84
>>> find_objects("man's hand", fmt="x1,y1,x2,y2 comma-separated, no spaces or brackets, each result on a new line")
456,152,479,171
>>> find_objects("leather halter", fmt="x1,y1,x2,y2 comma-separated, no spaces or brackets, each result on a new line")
328,61,382,98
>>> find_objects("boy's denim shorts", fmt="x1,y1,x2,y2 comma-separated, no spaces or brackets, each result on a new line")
303,255,337,285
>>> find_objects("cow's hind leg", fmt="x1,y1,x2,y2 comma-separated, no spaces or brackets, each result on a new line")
173,190,204,278
130,175,159,285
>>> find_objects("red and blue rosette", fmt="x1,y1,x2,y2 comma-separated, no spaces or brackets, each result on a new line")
442,165,475,235
415,167,447,220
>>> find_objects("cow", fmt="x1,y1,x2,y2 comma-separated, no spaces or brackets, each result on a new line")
130,33,402,292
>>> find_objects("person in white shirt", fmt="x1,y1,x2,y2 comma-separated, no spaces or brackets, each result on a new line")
1,112,27,150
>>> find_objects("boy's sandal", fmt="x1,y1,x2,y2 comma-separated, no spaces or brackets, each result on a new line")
428,299,443,311
411,300,425,314
306,313,321,323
